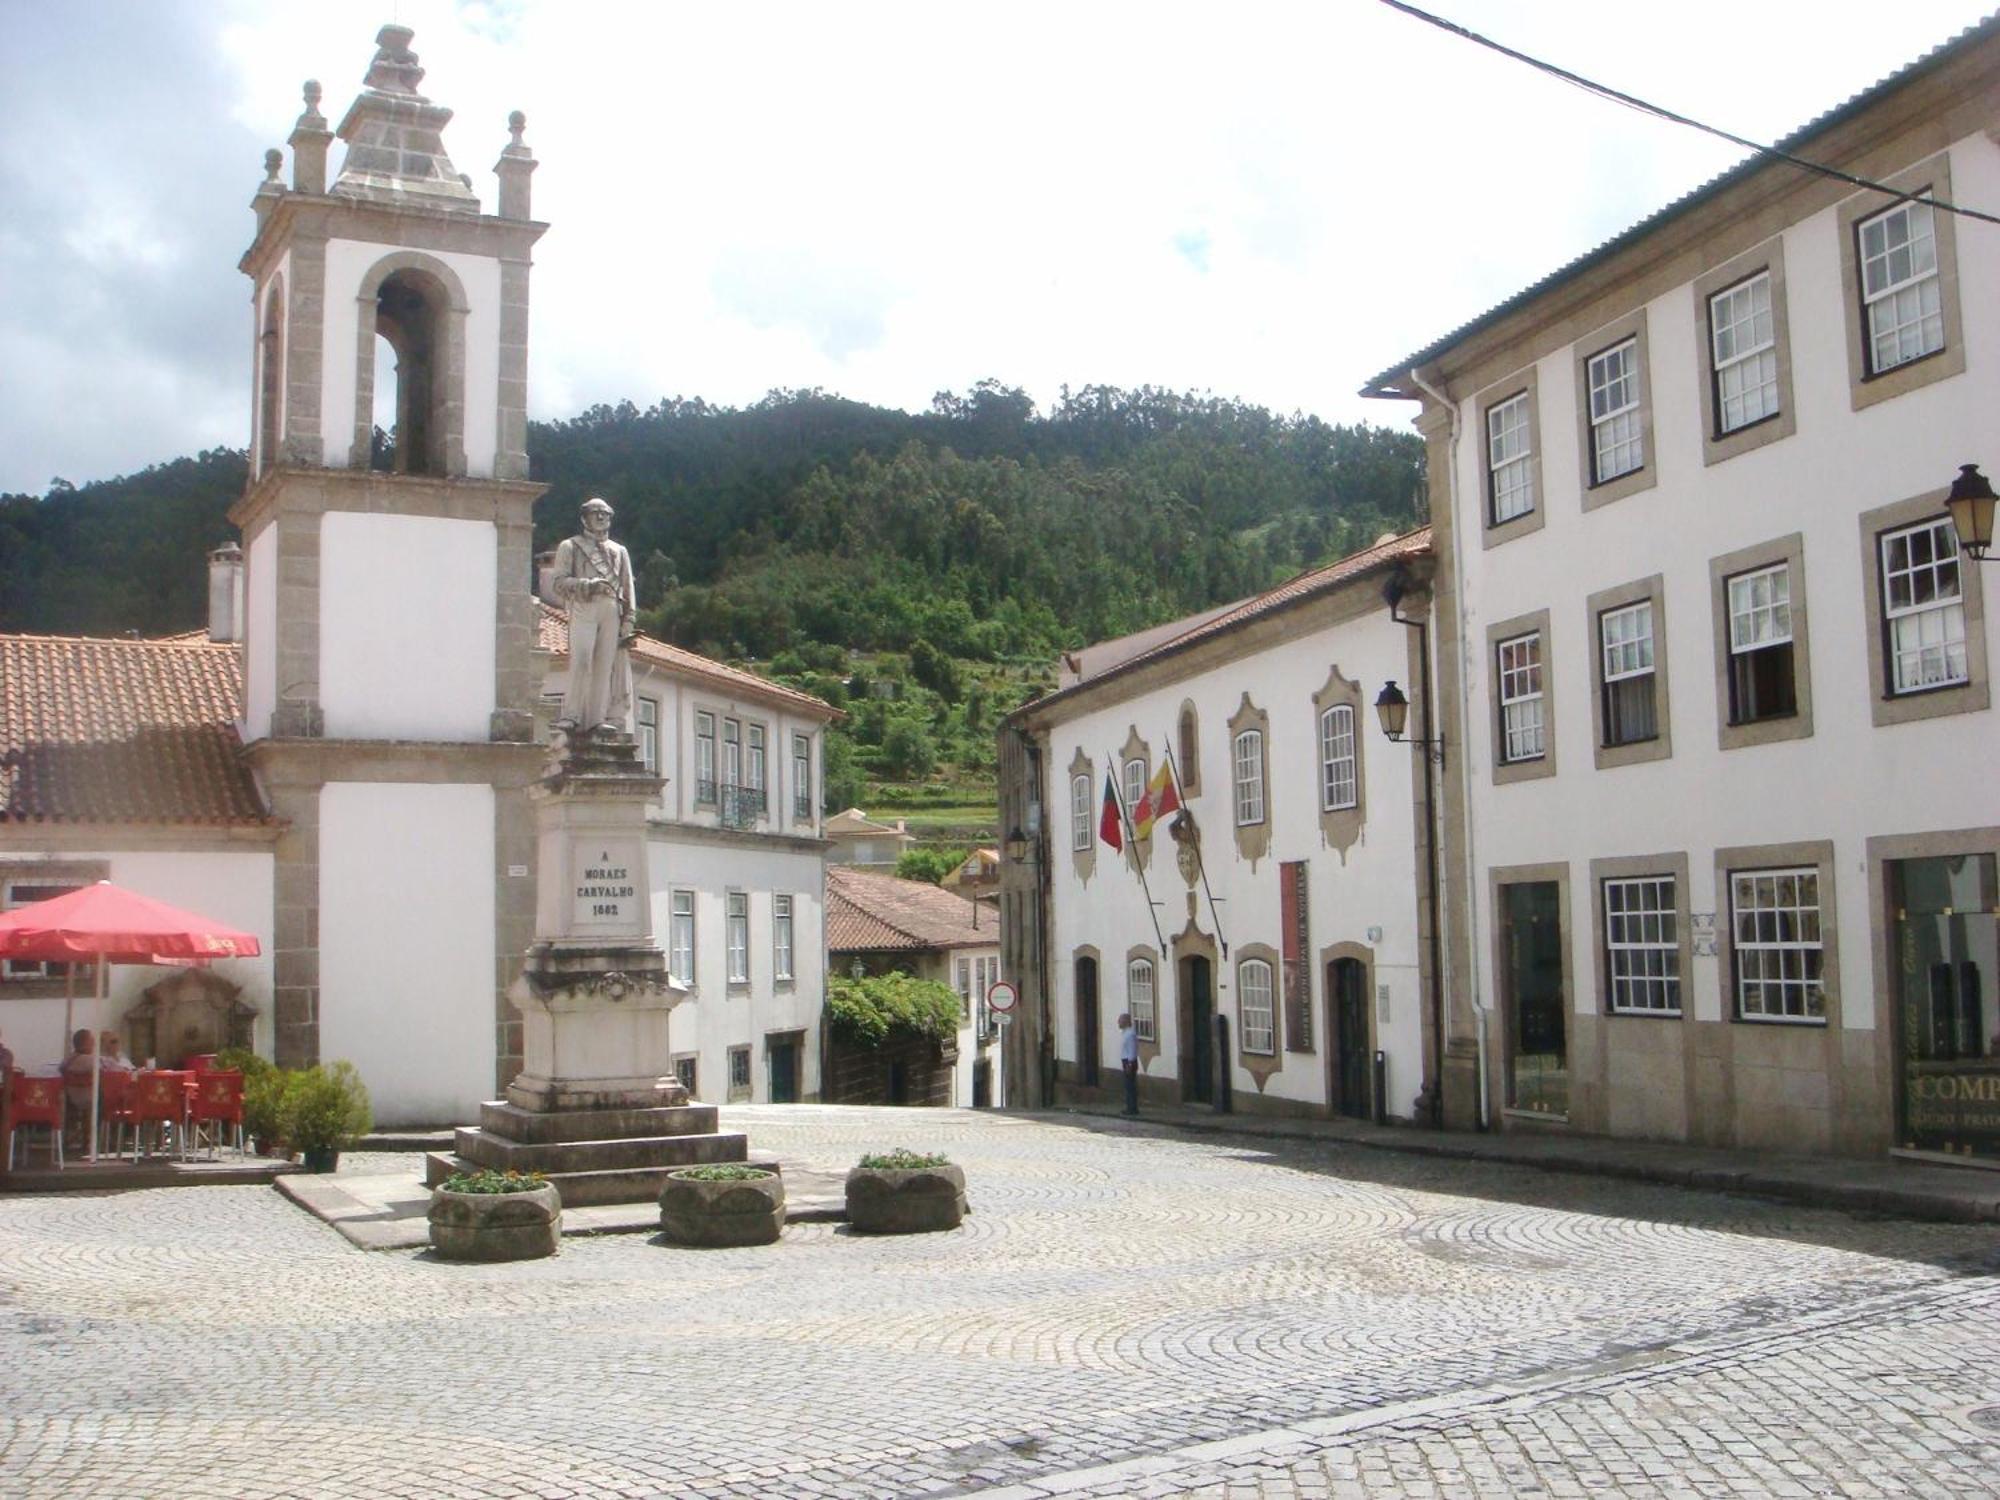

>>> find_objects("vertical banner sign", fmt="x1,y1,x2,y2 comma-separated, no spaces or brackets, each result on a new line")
1281,860,1310,1051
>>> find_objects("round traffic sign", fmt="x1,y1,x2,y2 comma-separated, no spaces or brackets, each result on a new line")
986,980,1018,1013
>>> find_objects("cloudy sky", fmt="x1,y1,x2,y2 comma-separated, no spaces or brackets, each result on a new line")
1,0,1993,494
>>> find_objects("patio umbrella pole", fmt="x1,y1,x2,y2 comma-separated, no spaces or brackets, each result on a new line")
62,965,74,1057
89,956,104,1163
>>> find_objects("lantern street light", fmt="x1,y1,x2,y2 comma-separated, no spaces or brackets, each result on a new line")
1003,825,1031,864
1945,462,1997,563
1374,680,1445,765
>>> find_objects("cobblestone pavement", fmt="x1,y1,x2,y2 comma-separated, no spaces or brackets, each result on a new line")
2,1106,1997,1500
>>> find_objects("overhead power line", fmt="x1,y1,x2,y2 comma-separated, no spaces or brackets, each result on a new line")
1376,0,2000,229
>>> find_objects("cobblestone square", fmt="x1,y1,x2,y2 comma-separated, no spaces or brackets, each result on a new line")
3,1106,1997,1499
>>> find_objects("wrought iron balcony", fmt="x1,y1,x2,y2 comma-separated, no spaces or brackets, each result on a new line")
718,783,767,830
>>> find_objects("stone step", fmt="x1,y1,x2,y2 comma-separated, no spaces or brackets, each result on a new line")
424,1150,771,1208
450,1126,749,1176
476,1099,719,1145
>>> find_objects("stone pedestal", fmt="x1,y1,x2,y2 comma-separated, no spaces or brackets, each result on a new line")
428,727,750,1205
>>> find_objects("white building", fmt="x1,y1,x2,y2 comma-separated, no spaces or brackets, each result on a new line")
1361,20,2000,1158
1004,531,1438,1120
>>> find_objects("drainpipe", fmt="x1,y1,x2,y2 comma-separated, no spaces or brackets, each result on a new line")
1406,363,1489,1132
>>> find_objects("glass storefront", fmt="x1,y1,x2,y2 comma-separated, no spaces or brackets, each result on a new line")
1502,881,1568,1115
1892,853,2000,1158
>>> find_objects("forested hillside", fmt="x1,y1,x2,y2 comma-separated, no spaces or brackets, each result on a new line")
0,383,1424,827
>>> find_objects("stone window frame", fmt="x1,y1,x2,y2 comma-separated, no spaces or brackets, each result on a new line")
1488,860,1574,1120
694,710,718,804
1859,487,1990,728
1587,851,1691,1019
1067,746,1097,883
1586,574,1672,771
668,887,697,989
1715,838,1839,1029
1118,724,1153,869
1176,700,1202,797
0,859,107,992
772,892,794,988
724,888,750,989
727,1043,753,1102
1486,607,1557,786
1125,944,1162,1067
1574,307,1658,512
1838,152,1967,412
1227,694,1272,867
1863,824,2000,1079
1235,942,1283,1081
671,1052,699,1100
1477,365,1546,549
1318,940,1377,1107
1310,663,1365,857
1709,532,1814,750
745,721,768,815
1692,237,1798,466
347,250,471,477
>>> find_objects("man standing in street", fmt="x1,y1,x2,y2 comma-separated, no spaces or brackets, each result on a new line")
1118,1012,1139,1115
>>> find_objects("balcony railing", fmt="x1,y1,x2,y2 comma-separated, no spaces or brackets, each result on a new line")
719,783,767,830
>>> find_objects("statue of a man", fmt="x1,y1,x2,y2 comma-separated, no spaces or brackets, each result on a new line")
551,497,636,736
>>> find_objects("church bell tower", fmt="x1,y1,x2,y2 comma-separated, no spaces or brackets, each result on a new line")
230,26,547,1119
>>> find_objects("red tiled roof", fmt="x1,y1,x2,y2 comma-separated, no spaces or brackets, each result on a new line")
535,603,838,720
1019,526,1432,718
0,633,273,826
826,866,994,954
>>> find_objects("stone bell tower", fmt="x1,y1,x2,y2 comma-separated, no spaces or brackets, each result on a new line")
229,26,548,1123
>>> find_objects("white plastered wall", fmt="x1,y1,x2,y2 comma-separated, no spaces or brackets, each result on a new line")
320,511,496,741
319,781,495,1125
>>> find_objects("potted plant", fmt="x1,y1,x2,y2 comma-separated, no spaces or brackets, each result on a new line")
218,1049,290,1157
844,1149,966,1234
282,1060,372,1173
429,1168,562,1261
658,1163,785,1247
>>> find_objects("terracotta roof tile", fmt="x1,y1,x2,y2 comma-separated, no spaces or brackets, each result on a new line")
535,602,838,720
826,866,994,953
0,633,272,826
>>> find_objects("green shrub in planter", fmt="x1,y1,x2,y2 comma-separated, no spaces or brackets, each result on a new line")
438,1168,548,1194
659,1164,785,1247
846,1151,965,1234
239,1063,293,1155
283,1061,372,1172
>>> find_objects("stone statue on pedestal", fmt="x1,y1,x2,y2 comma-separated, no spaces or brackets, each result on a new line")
551,497,635,739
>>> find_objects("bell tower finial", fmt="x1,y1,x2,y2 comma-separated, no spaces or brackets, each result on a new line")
329,25,477,211
363,24,426,96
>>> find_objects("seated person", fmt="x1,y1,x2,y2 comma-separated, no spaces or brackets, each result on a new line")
61,1029,95,1145
97,1031,134,1072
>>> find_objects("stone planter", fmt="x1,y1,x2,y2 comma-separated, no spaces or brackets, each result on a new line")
658,1168,785,1247
428,1183,562,1261
844,1163,966,1234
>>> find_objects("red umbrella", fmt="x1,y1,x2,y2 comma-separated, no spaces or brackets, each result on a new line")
0,882,261,1161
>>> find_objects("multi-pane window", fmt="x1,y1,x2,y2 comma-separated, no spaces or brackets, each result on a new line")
1070,773,1092,851
1709,272,1779,433
1599,601,1657,746
695,712,716,802
1587,338,1644,483
1232,730,1265,827
772,894,793,981
722,718,742,789
1859,198,1943,374
725,891,749,983
1178,707,1200,791
674,1055,698,1098
792,733,812,818
1487,391,1535,524
1123,758,1146,822
1497,632,1545,763
1319,704,1357,811
1604,877,1679,1014
637,697,659,775
1128,958,1157,1042
1731,868,1825,1021
728,1045,752,1097
1881,518,1967,694
747,725,766,800
1727,563,1796,723
2,881,81,979
668,890,695,985
1239,958,1276,1055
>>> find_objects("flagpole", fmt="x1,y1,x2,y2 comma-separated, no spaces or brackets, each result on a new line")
1161,744,1228,960
1102,751,1168,957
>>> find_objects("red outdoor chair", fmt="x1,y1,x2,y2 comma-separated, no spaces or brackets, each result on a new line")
6,1074,64,1171
129,1070,192,1160
187,1070,245,1158
96,1071,138,1160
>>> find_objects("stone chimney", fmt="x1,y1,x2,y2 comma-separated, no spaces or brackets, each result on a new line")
208,542,245,643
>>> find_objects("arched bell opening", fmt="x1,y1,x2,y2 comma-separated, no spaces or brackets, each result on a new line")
373,268,448,475
348,251,470,477
256,276,285,477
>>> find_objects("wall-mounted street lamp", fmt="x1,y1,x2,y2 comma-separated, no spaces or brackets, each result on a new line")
1374,680,1445,765
849,957,867,981
1003,825,1031,864
1945,463,1996,563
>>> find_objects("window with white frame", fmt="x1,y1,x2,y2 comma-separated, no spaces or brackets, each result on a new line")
1599,601,1657,746
1731,867,1825,1021
772,894,793,981
1709,271,1779,434
1123,757,1146,822
1727,563,1796,723
637,697,659,776
1070,773,1092,851
722,718,742,789
1487,391,1535,524
1232,729,1265,827
725,891,749,983
1497,632,1545,763
1604,876,1679,1014
695,711,716,802
1239,958,1276,1054
669,890,695,985
1128,958,1156,1042
792,732,812,818
1858,198,1944,375
1881,517,1967,694
2,880,84,979
1319,704,1357,812
747,724,766,804
1587,338,1644,484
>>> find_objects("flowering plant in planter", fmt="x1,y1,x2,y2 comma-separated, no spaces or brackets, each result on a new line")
439,1168,548,1194
857,1150,950,1170
659,1162,785,1246
846,1149,965,1234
